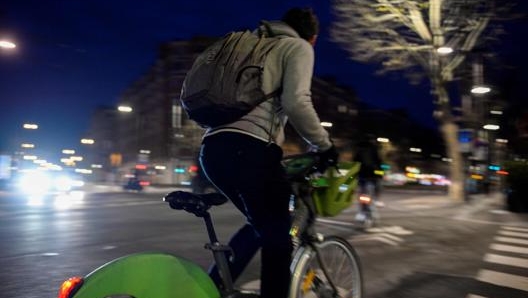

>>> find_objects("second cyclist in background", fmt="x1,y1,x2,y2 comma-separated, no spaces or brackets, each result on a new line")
353,134,384,210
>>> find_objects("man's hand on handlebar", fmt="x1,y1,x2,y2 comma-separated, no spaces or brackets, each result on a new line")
315,144,339,173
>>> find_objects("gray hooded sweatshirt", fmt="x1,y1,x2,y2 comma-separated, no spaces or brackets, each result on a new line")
204,20,332,151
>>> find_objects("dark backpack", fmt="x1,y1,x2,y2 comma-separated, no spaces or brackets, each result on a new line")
180,29,282,128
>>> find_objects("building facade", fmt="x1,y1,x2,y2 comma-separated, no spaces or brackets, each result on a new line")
85,36,442,185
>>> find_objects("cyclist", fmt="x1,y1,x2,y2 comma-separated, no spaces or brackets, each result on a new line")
199,7,338,298
353,134,383,207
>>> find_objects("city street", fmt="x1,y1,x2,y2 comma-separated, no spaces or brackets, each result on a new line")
1,185,527,298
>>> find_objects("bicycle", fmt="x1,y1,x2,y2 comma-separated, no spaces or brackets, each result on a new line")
57,153,363,298
355,179,380,229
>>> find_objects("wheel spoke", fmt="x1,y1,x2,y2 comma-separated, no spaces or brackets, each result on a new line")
292,237,363,298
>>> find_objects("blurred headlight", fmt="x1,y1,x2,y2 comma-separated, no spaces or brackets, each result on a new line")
18,171,52,194
54,175,73,192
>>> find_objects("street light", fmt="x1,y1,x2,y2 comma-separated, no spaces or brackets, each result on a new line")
471,85,491,94
80,138,95,145
23,123,38,130
0,40,16,49
117,105,133,113
62,149,75,155
471,58,490,94
437,46,453,55
116,104,142,164
483,124,500,131
21,143,35,149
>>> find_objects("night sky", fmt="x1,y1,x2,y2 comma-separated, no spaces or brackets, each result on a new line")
1,0,527,160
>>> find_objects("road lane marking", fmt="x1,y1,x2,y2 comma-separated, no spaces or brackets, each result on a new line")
503,226,528,233
101,201,160,207
498,230,528,239
477,269,528,291
41,252,60,256
366,225,414,235
490,243,528,255
317,218,355,227
350,233,404,246
352,235,400,246
494,236,528,246
484,253,528,269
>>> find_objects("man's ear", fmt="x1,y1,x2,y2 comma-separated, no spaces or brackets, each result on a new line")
308,35,318,46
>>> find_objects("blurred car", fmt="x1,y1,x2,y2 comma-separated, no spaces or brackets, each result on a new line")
123,177,146,192
16,169,85,195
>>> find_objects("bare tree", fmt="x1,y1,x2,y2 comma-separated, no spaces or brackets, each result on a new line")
331,0,510,201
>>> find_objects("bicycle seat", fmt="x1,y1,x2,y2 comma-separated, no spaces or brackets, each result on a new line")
163,191,227,217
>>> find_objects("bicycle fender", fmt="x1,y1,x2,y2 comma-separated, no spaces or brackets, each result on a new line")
70,252,220,298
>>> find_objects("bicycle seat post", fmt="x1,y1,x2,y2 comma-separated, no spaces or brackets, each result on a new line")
202,211,235,294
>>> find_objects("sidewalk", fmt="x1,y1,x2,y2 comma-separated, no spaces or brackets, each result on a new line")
381,191,506,212
332,191,528,225
87,183,528,224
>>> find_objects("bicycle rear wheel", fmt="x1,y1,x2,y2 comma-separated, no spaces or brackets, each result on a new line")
290,236,362,298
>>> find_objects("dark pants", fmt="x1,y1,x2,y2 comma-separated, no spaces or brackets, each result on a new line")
199,132,293,298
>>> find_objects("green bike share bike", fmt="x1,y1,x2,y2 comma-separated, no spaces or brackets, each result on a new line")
57,153,363,298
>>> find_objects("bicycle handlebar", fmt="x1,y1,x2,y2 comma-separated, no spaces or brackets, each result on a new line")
282,151,338,181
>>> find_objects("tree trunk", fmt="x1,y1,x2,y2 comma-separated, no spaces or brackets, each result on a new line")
435,80,466,202
440,119,466,202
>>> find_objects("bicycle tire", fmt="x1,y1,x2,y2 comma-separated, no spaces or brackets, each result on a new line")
290,236,363,298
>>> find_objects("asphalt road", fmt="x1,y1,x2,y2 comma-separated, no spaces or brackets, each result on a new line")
0,186,527,298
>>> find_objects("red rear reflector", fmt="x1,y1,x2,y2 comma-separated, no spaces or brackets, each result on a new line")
359,195,371,203
135,164,147,170
58,276,83,298
139,180,150,186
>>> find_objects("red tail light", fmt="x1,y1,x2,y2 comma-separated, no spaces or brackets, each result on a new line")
58,276,83,298
359,195,371,204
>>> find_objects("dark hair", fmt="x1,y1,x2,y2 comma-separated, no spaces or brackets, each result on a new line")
281,7,319,41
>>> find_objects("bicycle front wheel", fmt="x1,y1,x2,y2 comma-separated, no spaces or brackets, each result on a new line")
290,236,362,298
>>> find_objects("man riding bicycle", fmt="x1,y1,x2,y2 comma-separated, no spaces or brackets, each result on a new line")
199,7,338,298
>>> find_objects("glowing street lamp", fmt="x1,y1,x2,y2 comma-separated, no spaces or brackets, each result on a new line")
23,123,39,130
0,40,16,49
117,105,133,113
471,59,491,94
21,143,35,149
483,124,500,131
471,85,491,94
80,138,95,145
437,46,453,55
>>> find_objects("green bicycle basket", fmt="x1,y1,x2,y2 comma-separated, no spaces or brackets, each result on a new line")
311,161,361,217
